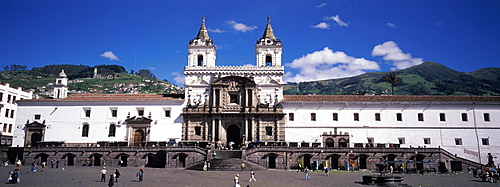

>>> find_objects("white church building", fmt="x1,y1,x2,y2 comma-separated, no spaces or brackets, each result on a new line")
11,18,500,166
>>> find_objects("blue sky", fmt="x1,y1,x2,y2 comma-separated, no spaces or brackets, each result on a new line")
1,0,498,85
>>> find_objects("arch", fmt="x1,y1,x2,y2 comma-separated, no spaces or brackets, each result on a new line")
197,54,204,66
415,154,426,170
133,129,145,146
386,154,398,169
31,132,42,146
108,124,116,137
262,153,278,169
325,138,334,148
172,153,188,168
61,153,77,166
327,154,341,170
89,153,103,166
34,153,50,164
358,154,369,169
338,138,348,148
298,154,313,169
82,123,89,137
114,153,130,167
226,125,241,149
265,55,273,67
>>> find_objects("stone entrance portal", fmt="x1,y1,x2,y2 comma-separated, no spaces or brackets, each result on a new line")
226,125,241,149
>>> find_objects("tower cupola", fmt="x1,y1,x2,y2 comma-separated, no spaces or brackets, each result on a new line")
255,17,282,67
187,17,216,67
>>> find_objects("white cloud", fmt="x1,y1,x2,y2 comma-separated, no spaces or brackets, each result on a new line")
149,67,156,70
285,47,380,82
100,51,120,61
209,28,225,33
316,3,327,8
386,23,397,28
171,72,184,85
325,15,349,27
226,20,257,32
372,41,423,70
312,22,330,29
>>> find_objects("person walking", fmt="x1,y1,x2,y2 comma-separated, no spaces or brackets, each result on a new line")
41,161,46,172
324,167,330,176
304,167,311,180
249,169,256,182
16,160,21,170
100,167,107,182
234,174,239,187
11,169,19,184
30,162,36,173
114,169,121,182
137,168,144,182
108,174,115,187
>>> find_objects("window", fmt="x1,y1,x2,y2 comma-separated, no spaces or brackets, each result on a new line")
0,93,3,102
288,113,294,121
111,109,118,118
7,95,11,103
4,109,9,117
265,55,272,67
398,137,406,144
8,124,12,132
484,113,490,122
418,113,424,121
311,113,316,121
354,113,359,121
84,108,91,118
455,138,462,145
482,138,489,145
12,96,16,103
332,113,338,121
375,113,381,121
439,113,446,122
10,110,14,118
367,137,374,144
195,126,201,136
164,109,171,118
108,124,116,137
423,138,431,144
82,124,89,137
229,94,239,104
2,124,6,132
34,114,41,120
197,54,204,66
265,126,273,136
396,113,402,121
137,108,144,116
461,113,468,122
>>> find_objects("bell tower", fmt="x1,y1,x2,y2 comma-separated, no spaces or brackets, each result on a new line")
53,69,68,99
188,17,216,67
255,17,282,67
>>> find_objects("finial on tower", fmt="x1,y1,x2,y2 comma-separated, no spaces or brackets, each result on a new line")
202,17,205,24
267,17,270,24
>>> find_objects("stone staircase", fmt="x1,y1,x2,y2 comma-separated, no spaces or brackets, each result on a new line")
187,150,266,171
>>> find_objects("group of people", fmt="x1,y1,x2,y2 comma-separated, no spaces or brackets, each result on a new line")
233,169,257,187
100,167,143,187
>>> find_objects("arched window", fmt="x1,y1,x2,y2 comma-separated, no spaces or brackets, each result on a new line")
265,55,272,67
82,124,89,137
197,54,204,66
108,124,116,137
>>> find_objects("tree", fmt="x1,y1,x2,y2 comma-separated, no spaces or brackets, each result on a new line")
383,72,403,95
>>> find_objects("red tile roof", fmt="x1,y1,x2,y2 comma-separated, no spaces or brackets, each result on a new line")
282,95,500,103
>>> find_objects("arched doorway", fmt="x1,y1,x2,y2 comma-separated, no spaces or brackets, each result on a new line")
61,153,76,166
416,154,426,170
329,154,341,169
115,153,130,167
263,153,278,168
89,153,103,166
387,154,398,169
298,154,313,169
226,125,241,149
338,138,348,148
31,133,42,146
325,138,334,147
134,130,144,146
34,153,49,164
359,154,369,169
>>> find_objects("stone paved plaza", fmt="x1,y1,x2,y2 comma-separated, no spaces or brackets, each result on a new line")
0,165,498,187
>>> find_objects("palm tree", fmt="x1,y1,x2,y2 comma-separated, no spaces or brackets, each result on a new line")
383,72,403,95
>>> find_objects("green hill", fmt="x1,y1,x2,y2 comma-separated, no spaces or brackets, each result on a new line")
284,62,500,96
0,64,183,97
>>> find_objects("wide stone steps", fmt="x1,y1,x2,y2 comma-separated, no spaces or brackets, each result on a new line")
186,150,266,171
